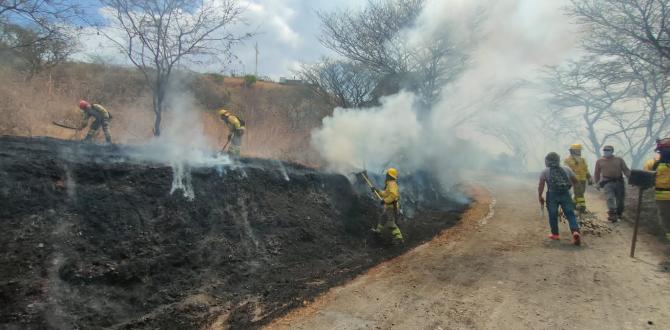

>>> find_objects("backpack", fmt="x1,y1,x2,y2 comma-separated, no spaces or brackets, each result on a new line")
547,167,572,193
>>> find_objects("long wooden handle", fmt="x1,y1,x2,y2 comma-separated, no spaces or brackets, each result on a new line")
360,172,383,200
630,187,644,257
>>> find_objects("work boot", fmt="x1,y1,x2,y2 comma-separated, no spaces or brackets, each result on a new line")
607,210,618,223
371,224,383,234
572,231,581,246
392,238,404,246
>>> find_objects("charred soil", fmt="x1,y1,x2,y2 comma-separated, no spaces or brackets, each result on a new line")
0,136,467,329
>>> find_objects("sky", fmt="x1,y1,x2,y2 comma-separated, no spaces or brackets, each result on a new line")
71,0,363,80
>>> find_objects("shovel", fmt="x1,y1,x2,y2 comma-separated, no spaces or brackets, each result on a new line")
355,170,382,200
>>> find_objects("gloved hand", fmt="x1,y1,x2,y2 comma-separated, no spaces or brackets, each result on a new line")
370,186,378,193
380,200,385,206
587,178,594,186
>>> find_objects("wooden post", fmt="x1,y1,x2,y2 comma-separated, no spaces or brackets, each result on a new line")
630,187,644,257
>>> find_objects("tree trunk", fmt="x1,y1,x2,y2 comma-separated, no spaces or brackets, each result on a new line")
154,109,162,136
153,91,163,136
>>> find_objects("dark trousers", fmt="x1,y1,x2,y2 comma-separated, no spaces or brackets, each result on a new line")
546,190,580,235
84,118,112,143
603,180,625,217
657,200,670,234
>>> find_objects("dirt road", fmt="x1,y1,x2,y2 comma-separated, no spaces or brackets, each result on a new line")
267,176,670,329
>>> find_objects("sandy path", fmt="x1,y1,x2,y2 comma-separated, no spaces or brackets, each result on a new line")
266,176,670,329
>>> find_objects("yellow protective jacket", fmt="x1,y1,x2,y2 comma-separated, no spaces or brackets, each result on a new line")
226,115,245,133
564,155,591,181
379,179,399,209
81,104,110,127
644,159,656,171
655,162,670,201
644,154,661,171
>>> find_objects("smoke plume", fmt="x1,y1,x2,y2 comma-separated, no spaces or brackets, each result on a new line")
312,0,580,180
130,88,232,199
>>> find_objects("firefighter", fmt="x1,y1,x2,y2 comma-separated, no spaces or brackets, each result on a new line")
643,152,661,171
564,143,594,213
79,100,112,144
648,138,670,241
218,109,245,157
371,168,404,245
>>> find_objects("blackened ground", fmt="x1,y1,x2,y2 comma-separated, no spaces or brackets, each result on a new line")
0,136,468,329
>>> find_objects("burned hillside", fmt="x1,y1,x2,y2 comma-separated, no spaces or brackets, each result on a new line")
0,136,468,329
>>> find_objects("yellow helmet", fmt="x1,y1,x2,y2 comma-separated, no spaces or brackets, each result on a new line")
386,167,398,179
569,143,582,150
218,109,230,117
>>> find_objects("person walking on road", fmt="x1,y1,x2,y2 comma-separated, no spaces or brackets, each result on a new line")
564,143,594,213
538,152,581,245
594,145,631,222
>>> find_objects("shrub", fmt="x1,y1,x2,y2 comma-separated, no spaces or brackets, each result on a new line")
243,74,257,88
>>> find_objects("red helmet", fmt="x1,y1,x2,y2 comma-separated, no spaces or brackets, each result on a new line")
78,100,90,109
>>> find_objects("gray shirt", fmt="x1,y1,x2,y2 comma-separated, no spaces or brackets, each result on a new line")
539,166,577,191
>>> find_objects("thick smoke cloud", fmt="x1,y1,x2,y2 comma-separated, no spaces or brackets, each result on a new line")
311,92,421,173
312,0,580,181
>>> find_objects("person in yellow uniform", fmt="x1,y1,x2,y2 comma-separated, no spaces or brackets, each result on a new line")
79,100,112,143
643,152,661,171
646,138,670,241
564,143,593,213
371,168,404,245
218,109,245,157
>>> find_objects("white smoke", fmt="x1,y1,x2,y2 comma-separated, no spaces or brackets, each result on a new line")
311,92,421,173
312,0,580,179
133,90,233,199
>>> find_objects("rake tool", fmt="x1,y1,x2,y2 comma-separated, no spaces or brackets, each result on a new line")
52,121,79,130
355,170,382,201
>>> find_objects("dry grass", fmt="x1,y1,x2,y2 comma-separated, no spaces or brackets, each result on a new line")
0,62,332,164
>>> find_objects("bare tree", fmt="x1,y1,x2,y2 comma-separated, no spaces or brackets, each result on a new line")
557,0,670,166
483,118,529,169
545,57,633,158
297,58,378,108
317,0,467,106
0,0,77,50
99,0,247,136
611,51,670,167
318,0,423,74
0,22,73,75
568,0,670,72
